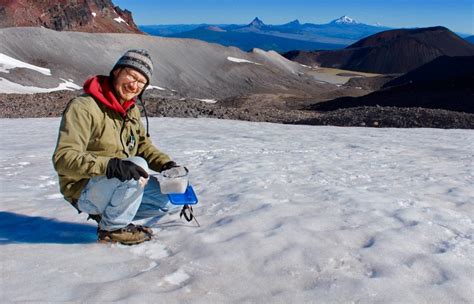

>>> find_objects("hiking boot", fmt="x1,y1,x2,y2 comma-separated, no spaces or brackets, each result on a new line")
90,216,152,237
98,224,153,245
135,224,154,237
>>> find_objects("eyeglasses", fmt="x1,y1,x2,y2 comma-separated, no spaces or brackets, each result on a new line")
123,68,147,89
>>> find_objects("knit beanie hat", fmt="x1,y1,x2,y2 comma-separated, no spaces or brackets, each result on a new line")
112,49,153,83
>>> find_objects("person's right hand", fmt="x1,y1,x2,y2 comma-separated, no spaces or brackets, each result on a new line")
162,165,188,178
106,158,149,182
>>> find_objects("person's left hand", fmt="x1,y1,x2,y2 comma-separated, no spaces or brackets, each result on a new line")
161,161,178,172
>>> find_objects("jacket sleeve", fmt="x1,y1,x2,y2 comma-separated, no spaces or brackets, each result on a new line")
135,115,172,172
52,99,110,178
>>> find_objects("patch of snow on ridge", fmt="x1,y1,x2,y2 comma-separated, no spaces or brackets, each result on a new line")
195,98,218,104
92,12,97,17
0,53,51,75
147,85,167,91
0,78,81,94
114,17,128,25
227,57,260,65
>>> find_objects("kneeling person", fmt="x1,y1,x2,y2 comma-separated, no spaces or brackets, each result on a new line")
53,49,182,245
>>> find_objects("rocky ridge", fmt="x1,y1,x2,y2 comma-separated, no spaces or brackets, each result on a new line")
0,90,472,129
284,27,474,74
0,0,141,33
309,56,474,114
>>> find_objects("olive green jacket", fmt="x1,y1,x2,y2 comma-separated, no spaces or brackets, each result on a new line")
52,94,171,204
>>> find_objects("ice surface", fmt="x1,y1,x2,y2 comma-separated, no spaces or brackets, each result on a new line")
0,117,473,303
163,268,191,286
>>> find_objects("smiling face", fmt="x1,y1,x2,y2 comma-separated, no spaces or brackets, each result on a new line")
112,67,148,103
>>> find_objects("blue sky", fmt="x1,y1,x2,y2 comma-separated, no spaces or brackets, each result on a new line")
113,0,473,35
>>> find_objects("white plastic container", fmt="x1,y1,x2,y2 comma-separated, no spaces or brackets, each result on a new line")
155,166,189,194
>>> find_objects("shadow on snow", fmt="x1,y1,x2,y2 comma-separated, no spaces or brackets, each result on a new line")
0,211,97,244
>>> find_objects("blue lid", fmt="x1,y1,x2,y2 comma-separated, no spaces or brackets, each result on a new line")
167,185,199,205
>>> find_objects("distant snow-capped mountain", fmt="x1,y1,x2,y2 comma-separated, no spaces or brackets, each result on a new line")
142,16,390,53
331,15,359,25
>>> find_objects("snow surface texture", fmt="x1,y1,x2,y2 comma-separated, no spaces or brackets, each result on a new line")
0,118,473,303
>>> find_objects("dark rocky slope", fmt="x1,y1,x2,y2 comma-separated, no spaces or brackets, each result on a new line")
1,90,472,129
0,0,141,33
308,56,474,114
284,27,474,74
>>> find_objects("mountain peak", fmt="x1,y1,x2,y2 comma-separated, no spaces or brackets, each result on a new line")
331,15,359,25
279,19,301,28
249,17,265,27
287,19,301,26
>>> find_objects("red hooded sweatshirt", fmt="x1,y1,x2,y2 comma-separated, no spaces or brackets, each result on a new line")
83,75,135,117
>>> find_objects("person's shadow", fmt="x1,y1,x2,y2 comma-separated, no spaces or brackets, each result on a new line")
0,211,97,244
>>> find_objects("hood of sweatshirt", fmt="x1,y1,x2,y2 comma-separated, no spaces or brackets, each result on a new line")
83,75,135,117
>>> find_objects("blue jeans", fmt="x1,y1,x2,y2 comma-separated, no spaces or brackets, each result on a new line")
77,159,170,231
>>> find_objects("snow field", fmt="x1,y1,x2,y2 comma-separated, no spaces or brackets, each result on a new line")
0,118,472,303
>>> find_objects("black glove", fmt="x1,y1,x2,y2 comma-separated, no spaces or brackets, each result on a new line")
160,161,178,172
106,158,149,182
